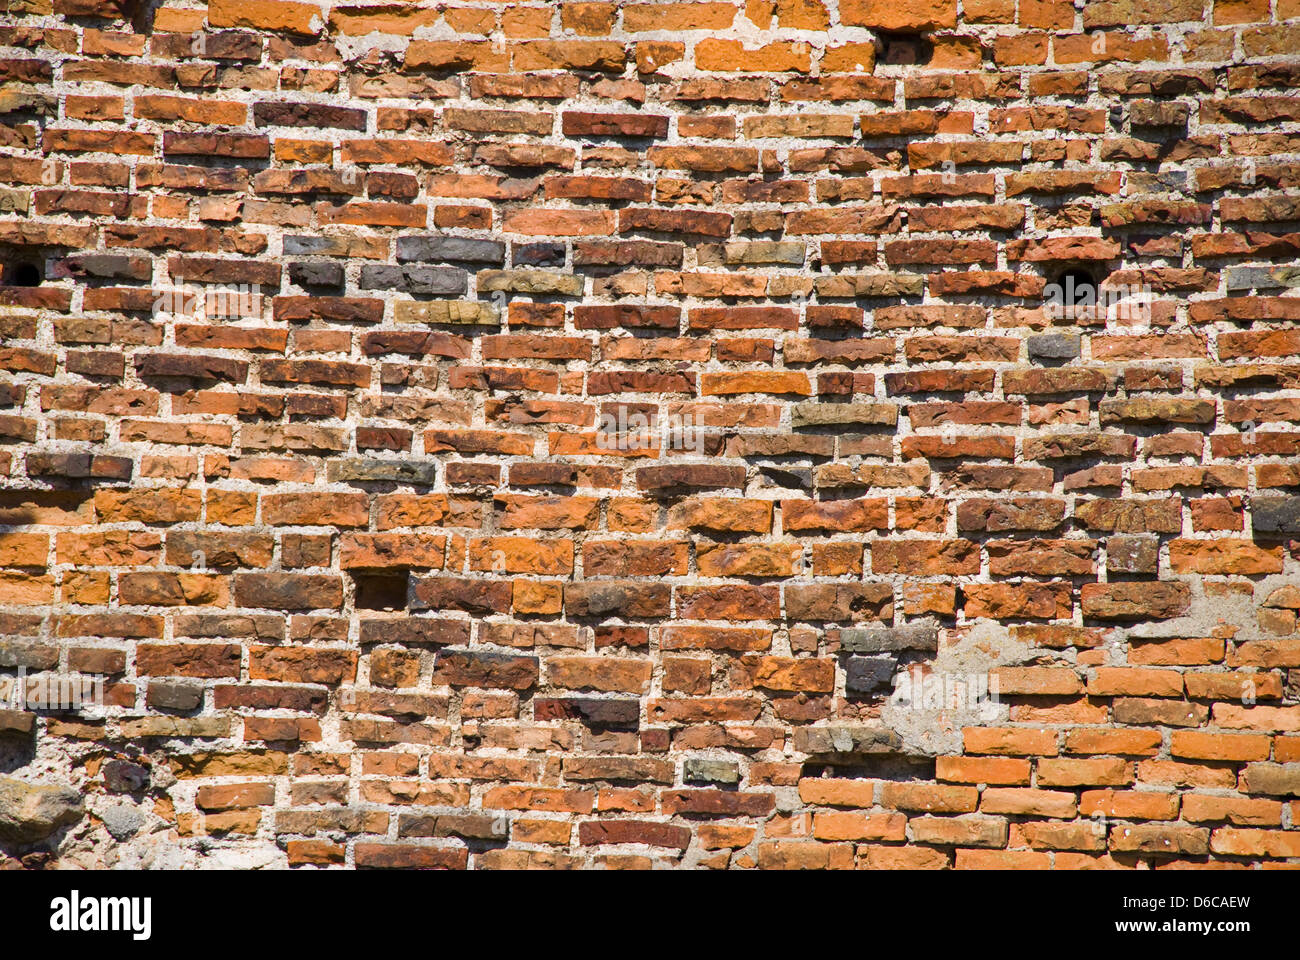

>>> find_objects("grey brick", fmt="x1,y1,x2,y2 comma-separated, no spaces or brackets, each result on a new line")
839,621,939,654
289,261,344,288
1027,333,1081,360
282,236,335,256
396,235,506,265
1254,497,1300,534
327,459,439,485
146,681,203,712
845,655,897,696
359,264,467,296
1225,265,1300,292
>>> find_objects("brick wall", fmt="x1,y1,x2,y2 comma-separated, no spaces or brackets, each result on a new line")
1,0,1299,869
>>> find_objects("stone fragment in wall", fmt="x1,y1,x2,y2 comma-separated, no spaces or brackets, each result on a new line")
0,777,84,844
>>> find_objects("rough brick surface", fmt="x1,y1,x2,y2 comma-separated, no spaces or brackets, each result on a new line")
0,0,1298,870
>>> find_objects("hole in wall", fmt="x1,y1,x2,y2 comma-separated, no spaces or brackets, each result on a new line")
353,573,409,611
799,756,937,781
875,31,934,66
3,260,42,287
1048,266,1098,310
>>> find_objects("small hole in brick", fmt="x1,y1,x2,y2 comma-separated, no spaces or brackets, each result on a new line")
5,260,42,287
1049,266,1098,309
876,32,933,66
799,757,937,781
353,573,408,611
